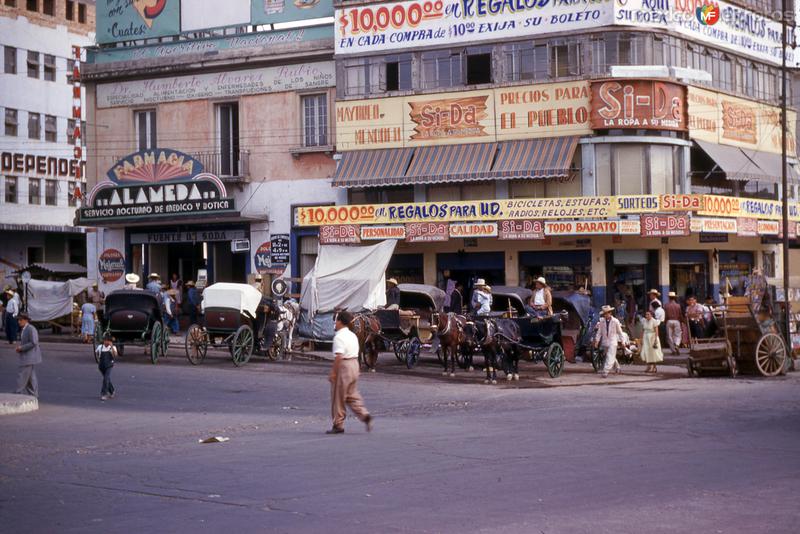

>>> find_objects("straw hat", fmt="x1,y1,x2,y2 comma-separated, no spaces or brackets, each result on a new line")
600,305,615,314
535,277,548,287
149,272,160,279
475,278,487,287
5,288,14,295
648,289,660,296
668,291,677,298
125,273,140,284
185,280,195,287
387,278,399,286
92,282,98,287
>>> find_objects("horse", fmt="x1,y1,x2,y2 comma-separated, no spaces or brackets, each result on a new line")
465,317,522,384
433,312,465,377
351,312,382,372
493,318,523,381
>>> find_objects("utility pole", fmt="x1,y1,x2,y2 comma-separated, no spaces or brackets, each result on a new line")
780,0,791,361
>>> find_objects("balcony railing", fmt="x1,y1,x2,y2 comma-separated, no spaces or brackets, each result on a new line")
193,149,250,182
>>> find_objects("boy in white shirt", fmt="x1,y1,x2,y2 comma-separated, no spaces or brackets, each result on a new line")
327,310,372,434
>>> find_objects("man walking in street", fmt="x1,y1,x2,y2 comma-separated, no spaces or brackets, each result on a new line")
327,310,372,434
5,288,20,343
14,313,41,397
594,305,624,378
664,291,684,355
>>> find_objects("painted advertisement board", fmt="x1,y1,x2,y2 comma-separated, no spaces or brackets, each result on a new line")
97,62,335,108
97,0,182,44
335,81,591,150
640,214,690,237
590,80,686,131
335,0,613,55
319,225,361,244
498,220,545,240
405,222,449,242
253,0,333,24
98,249,125,283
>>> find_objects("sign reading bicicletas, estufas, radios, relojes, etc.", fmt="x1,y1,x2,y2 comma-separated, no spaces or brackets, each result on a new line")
79,149,236,224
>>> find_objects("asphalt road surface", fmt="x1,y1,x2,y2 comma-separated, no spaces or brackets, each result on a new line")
1,341,799,533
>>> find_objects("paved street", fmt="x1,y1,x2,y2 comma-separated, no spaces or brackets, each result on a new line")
1,341,799,534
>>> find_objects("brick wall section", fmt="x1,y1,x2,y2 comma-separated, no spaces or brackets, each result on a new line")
0,1,94,37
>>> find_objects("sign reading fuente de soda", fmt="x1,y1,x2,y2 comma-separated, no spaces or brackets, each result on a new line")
80,149,236,224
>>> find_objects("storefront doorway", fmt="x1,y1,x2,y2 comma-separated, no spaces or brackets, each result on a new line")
437,251,505,295
388,254,424,284
606,250,659,326
519,250,591,291
669,250,709,301
719,251,753,296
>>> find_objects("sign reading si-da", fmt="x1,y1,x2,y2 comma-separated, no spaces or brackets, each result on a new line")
79,149,236,225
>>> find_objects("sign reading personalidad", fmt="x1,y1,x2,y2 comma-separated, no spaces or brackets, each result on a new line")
335,0,614,55
79,149,236,224
97,0,181,45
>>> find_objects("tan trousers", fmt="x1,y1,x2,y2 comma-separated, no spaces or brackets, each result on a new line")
666,320,682,352
331,358,369,429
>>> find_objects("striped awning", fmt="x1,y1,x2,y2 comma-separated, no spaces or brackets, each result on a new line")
404,143,498,184
331,148,414,188
492,137,579,179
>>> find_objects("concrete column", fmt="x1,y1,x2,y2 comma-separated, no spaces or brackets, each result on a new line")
581,142,596,196
680,145,691,193
709,249,720,301
505,249,518,286
659,245,670,303
591,241,606,305
423,251,436,286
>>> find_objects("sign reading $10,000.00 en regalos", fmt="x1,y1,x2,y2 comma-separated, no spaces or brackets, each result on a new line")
335,0,614,55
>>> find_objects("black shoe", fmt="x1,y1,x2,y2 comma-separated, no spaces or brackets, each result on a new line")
325,427,344,434
364,414,373,432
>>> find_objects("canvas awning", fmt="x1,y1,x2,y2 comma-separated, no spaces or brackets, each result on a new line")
331,148,414,188
739,148,799,184
492,136,579,179
404,143,498,184
696,140,785,182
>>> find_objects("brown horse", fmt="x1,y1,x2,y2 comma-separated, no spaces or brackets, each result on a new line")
351,312,381,372
434,312,470,377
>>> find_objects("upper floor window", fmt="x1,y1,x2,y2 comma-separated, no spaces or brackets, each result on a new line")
134,110,157,150
422,50,463,89
44,54,55,81
216,103,240,175
5,1,17,7
45,179,57,205
77,2,85,23
385,54,412,91
26,0,37,11
67,180,77,206
466,46,493,85
45,115,57,142
549,40,580,78
43,0,53,15
65,0,74,20
4,46,16,74
343,57,381,96
5,108,18,136
29,178,41,204
5,176,18,204
302,94,328,147
27,50,39,79
503,42,547,82
28,112,40,139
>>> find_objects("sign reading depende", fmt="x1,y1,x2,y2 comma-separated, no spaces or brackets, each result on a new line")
1,152,85,178
79,149,236,224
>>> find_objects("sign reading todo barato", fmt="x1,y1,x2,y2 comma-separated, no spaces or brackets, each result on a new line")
79,149,236,224
97,62,335,108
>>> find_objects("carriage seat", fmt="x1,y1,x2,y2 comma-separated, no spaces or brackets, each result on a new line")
398,309,415,318
109,309,150,329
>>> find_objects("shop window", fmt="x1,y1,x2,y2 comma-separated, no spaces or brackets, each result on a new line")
4,46,16,74
67,180,76,206
43,0,53,14
26,0,36,11
349,186,414,204
44,114,57,142
29,177,41,204
504,42,548,81
134,109,157,150
44,54,55,81
385,54,412,91
466,46,492,85
67,118,75,144
65,0,74,20
28,112,40,139
45,179,57,205
301,94,327,147
595,144,612,196
299,236,318,279
216,103,240,174
77,2,85,23
613,144,647,195
5,176,18,203
27,50,39,78
5,108,18,136
422,50,463,89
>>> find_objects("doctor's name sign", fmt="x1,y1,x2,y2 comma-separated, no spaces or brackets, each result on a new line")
79,149,236,224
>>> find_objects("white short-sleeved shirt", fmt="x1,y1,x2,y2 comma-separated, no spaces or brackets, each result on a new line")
332,327,360,359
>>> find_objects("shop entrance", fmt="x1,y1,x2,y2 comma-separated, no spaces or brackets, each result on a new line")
669,250,709,301
606,250,659,327
437,251,505,295
519,250,591,291
388,254,424,284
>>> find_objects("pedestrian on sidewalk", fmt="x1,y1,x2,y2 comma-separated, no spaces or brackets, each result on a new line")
664,291,684,355
639,309,664,373
14,313,41,397
327,310,372,434
5,288,20,343
95,334,117,401
594,305,624,378
79,299,97,343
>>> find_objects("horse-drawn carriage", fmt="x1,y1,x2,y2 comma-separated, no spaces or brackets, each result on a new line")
687,296,789,377
373,283,445,369
95,290,169,364
184,283,288,366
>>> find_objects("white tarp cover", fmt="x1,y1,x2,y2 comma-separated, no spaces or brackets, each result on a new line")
26,278,93,321
301,240,396,316
201,283,263,317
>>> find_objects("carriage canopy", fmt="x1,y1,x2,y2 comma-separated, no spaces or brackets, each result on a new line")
491,286,533,316
397,283,447,312
105,289,163,320
201,283,263,318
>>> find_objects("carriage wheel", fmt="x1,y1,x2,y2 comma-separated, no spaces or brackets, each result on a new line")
266,332,286,362
591,348,604,372
686,356,695,377
231,325,254,367
393,342,405,362
161,324,170,358
93,323,104,363
754,333,787,377
150,322,163,365
545,343,565,378
405,337,422,369
185,324,207,365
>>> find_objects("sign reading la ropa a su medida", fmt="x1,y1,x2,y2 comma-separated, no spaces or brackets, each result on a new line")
79,149,236,224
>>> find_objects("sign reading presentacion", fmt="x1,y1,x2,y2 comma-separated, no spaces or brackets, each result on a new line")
97,62,335,108
80,149,236,224
335,0,614,55
97,0,182,44
591,80,686,131
253,0,333,25
336,81,591,150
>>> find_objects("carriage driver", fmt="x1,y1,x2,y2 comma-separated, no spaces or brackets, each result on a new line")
527,277,553,318
471,279,492,316
385,278,401,310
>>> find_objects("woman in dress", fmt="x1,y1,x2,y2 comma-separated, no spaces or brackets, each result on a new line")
639,309,663,373
80,299,97,343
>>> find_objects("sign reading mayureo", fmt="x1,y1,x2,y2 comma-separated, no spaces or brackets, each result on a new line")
591,80,686,131
80,149,236,224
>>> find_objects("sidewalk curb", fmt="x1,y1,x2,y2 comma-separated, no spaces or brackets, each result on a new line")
0,393,38,415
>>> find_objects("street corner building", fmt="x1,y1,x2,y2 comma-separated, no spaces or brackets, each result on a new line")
0,1,95,282
79,0,338,291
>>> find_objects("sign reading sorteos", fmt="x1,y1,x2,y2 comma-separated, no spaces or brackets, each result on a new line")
590,80,686,131
640,214,690,237
97,62,335,108
498,220,544,240
98,249,125,283
80,149,236,224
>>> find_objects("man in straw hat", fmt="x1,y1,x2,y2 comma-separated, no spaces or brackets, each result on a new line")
664,291,684,355
386,277,401,309
594,305,625,378
527,276,553,318
471,279,492,316
123,273,141,290
146,273,162,293
647,289,662,313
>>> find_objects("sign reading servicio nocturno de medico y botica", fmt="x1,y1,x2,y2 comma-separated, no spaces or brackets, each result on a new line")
79,149,236,224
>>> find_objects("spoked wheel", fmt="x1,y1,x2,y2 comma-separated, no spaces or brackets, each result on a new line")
231,325,254,367
185,324,208,365
393,341,404,362
686,356,695,377
545,343,565,378
754,333,787,377
150,322,164,364
591,348,604,372
405,336,422,369
266,332,286,362
93,324,104,362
